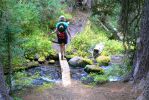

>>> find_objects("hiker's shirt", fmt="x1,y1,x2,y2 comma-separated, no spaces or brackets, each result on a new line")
56,21,69,44
56,22,69,39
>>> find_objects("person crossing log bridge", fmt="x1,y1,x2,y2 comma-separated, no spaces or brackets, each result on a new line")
49,16,72,86
49,15,72,60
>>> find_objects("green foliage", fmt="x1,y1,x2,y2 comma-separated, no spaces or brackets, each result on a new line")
22,32,54,59
105,64,132,77
13,97,23,100
94,75,108,84
92,0,120,28
0,0,69,72
103,40,124,55
82,73,108,85
67,21,124,57
35,83,54,92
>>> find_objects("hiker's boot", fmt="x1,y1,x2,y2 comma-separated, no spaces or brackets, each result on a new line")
61,55,66,60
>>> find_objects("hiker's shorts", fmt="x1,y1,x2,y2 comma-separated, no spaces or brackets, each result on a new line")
57,32,68,44
58,38,68,44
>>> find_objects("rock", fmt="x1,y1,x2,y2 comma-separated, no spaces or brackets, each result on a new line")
68,56,92,68
93,43,104,58
84,65,104,74
81,76,94,84
46,54,59,61
70,68,88,80
38,57,46,64
110,55,124,64
96,56,110,66
27,61,39,68
26,59,30,63
65,55,75,60
83,58,93,65
48,60,55,64
34,54,39,61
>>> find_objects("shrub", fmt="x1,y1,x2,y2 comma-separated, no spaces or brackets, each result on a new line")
82,73,108,85
67,21,124,58
94,75,108,84
103,40,124,55
22,32,55,60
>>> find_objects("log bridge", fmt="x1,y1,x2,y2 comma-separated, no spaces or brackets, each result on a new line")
59,53,71,87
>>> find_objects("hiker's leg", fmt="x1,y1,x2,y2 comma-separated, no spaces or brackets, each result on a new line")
63,44,66,57
61,43,65,58
60,44,63,59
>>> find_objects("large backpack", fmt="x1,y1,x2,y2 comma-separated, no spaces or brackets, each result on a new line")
57,23,67,33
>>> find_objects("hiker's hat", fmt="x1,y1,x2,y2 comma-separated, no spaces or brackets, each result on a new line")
59,15,65,21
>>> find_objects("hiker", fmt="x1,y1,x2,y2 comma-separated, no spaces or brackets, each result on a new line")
51,16,71,60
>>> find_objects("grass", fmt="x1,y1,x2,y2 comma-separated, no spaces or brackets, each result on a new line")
35,83,54,93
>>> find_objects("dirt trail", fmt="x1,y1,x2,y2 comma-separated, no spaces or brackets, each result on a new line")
20,80,138,100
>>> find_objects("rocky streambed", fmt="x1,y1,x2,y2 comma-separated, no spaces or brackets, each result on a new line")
12,55,124,91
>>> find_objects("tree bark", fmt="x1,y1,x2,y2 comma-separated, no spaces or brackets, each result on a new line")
133,0,149,100
0,61,12,100
133,0,149,82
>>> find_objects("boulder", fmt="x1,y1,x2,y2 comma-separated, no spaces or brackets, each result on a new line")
27,61,39,68
84,65,104,74
48,60,55,64
96,56,110,66
38,57,46,64
68,56,92,68
65,55,75,60
110,55,124,64
46,54,59,61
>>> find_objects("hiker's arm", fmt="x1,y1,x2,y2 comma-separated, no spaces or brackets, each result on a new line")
67,28,71,38
48,28,57,35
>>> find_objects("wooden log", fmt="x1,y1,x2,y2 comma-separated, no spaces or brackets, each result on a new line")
59,53,71,87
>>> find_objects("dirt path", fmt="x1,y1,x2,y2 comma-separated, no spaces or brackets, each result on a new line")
20,80,138,100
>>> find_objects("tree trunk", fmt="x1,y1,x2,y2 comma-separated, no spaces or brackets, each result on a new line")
0,61,12,100
133,0,149,82
133,0,149,99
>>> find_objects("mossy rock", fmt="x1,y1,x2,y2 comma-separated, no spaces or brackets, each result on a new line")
46,53,59,61
65,55,75,60
48,60,55,64
27,61,39,68
84,65,104,74
96,56,110,66
68,57,92,68
83,58,93,65
38,56,46,64
28,56,34,61
26,59,30,63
